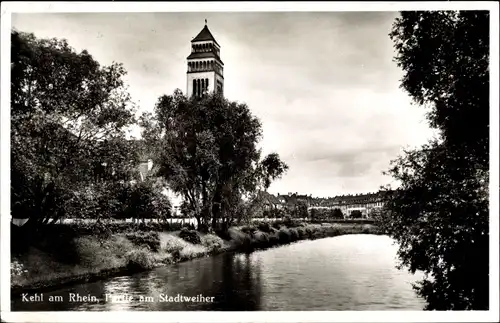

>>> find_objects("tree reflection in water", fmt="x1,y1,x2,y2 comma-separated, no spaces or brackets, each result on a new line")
216,252,262,310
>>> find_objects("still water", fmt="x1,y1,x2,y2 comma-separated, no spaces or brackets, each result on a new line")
12,234,426,311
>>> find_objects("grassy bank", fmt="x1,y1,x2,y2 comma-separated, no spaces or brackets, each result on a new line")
11,222,381,297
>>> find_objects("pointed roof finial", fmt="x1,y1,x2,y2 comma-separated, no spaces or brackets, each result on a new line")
205,19,207,26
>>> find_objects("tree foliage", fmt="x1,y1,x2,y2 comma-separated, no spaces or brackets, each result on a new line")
331,208,344,219
294,201,309,218
380,11,490,310
124,179,173,222
389,11,489,164
11,30,137,226
349,210,363,219
140,91,288,230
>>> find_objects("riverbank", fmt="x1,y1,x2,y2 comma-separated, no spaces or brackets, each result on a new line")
11,222,381,297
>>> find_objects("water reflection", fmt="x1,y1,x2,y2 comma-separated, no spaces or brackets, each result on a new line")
11,235,425,311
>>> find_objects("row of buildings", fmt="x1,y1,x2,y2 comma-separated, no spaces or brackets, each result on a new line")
259,191,390,219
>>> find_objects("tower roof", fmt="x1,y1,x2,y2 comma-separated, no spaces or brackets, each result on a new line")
191,24,219,46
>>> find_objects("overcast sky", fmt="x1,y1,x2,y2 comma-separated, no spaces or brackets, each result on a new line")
12,12,437,197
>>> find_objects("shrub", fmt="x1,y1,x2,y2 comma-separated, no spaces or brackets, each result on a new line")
227,228,251,249
361,224,373,234
159,233,190,254
305,227,313,239
271,221,282,230
268,232,279,246
325,225,342,237
350,210,363,219
154,252,173,265
183,223,196,230
179,244,208,261
11,260,28,279
277,227,292,243
179,228,201,245
313,230,325,239
331,208,344,219
125,231,161,252
289,228,299,241
125,248,156,271
257,222,273,233
296,227,306,239
240,225,257,235
73,235,133,269
252,231,270,249
201,234,225,253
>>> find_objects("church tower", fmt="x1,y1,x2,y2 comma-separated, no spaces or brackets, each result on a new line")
186,21,224,98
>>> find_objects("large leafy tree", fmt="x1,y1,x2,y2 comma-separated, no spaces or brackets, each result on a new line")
11,30,137,226
140,90,288,230
379,11,490,310
124,179,173,223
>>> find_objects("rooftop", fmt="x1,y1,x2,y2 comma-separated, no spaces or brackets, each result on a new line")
192,24,220,46
187,51,223,62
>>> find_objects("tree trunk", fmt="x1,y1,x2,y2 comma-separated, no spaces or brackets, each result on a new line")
195,215,201,230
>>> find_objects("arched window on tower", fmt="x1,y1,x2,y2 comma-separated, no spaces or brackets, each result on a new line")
193,79,197,97
206,78,209,93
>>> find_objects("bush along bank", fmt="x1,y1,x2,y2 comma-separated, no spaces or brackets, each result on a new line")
11,222,381,297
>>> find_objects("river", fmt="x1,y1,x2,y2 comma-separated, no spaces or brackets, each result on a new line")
12,234,426,311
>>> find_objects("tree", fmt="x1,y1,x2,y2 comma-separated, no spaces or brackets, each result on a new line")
310,208,318,221
379,11,489,310
11,30,137,227
124,179,172,223
140,91,288,230
350,210,363,219
331,208,344,219
295,201,309,219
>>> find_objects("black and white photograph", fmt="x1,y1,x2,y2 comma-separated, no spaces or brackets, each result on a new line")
1,2,499,322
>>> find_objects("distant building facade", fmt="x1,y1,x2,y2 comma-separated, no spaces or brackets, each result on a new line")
277,193,312,210
272,191,390,219
319,193,386,218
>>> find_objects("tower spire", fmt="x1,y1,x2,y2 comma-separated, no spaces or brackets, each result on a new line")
205,19,207,26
